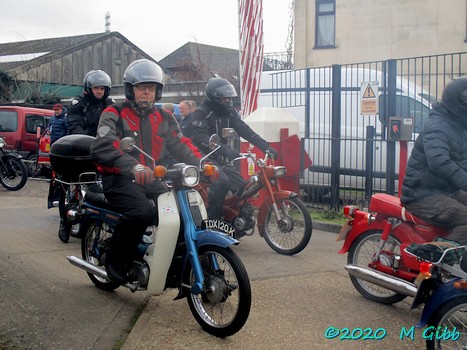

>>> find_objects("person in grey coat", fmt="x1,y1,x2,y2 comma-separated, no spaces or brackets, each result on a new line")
401,76,467,244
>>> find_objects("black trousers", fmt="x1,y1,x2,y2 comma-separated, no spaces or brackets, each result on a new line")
208,165,247,219
404,190,467,245
102,175,155,262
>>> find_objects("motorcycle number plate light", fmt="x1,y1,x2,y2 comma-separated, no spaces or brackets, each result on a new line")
187,191,199,206
336,220,352,242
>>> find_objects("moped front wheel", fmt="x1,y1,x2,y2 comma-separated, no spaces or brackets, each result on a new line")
0,157,28,191
426,295,467,350
263,196,312,255
347,230,407,304
187,245,251,338
81,219,120,292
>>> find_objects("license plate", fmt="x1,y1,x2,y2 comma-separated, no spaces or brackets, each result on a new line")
201,219,236,237
336,220,352,242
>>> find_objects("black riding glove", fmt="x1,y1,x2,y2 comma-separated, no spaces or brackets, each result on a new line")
265,147,279,160
223,145,240,162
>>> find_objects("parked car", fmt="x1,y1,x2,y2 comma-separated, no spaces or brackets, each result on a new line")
0,106,53,176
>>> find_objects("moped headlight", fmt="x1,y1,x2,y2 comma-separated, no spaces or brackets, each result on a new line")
0,137,5,149
274,166,287,177
182,165,199,187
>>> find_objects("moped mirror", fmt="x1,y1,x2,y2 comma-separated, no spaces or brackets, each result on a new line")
119,137,136,153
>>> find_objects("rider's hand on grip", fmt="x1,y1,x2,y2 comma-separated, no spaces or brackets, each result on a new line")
224,146,240,162
266,147,279,160
131,164,154,186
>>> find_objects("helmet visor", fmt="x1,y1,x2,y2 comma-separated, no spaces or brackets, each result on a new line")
212,84,237,98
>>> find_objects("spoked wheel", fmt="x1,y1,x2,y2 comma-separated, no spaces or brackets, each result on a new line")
347,230,407,304
0,157,28,191
263,196,312,255
26,154,43,177
80,219,120,292
187,245,251,338
426,296,467,350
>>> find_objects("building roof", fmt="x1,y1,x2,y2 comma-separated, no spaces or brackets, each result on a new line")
0,32,155,74
159,42,239,81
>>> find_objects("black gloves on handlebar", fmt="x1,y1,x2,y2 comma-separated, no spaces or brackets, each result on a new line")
222,145,240,162
265,147,279,160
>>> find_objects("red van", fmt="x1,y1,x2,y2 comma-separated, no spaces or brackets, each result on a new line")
0,106,54,175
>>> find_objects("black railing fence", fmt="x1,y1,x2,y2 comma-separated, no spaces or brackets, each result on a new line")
260,52,467,210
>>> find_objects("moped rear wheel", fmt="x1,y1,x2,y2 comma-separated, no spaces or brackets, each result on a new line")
347,230,407,304
187,245,251,338
263,196,312,255
426,295,467,350
0,157,28,191
81,220,120,292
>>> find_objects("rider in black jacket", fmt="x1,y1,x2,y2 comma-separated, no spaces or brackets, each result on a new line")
401,76,467,244
57,70,114,243
67,70,114,136
190,78,278,220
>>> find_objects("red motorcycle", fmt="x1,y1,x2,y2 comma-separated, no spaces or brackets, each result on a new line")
337,192,450,304
196,131,313,255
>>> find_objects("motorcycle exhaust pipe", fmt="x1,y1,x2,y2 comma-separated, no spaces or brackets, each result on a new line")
67,255,109,281
345,264,417,297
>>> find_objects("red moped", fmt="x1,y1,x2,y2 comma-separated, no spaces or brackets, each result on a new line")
337,192,450,304
196,130,313,256
337,139,454,304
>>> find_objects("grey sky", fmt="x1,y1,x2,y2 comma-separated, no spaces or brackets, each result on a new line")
0,0,293,60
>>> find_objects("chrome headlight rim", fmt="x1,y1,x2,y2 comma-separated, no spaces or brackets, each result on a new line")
274,166,287,177
0,137,5,149
181,165,200,187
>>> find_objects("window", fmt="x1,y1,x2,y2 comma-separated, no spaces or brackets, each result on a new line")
25,114,49,134
0,111,18,132
315,0,336,48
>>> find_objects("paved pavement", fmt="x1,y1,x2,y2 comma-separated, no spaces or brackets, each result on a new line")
121,225,425,350
0,179,427,350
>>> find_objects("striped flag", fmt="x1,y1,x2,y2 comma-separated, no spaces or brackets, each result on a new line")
238,0,264,117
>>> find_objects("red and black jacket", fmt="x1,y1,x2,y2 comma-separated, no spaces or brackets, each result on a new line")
91,102,202,175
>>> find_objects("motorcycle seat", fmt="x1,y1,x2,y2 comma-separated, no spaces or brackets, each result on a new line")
369,193,432,226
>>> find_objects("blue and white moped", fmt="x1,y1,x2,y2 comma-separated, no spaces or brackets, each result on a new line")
63,137,251,338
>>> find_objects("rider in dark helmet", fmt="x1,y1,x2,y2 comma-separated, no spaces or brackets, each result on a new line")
67,70,115,136
190,78,279,222
57,70,115,243
91,59,201,284
401,76,467,244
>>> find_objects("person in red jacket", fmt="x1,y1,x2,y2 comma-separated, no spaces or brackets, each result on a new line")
91,59,202,284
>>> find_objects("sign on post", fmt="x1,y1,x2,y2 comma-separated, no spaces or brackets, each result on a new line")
360,82,379,116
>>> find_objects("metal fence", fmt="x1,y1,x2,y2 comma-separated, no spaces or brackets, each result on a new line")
260,52,467,210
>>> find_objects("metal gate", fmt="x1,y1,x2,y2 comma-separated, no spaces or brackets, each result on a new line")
259,52,467,209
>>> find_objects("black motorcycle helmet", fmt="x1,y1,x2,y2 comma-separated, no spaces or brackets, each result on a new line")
205,78,237,109
83,70,111,99
123,59,164,101
441,76,467,122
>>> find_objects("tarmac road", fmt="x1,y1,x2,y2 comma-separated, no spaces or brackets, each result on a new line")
0,179,150,350
1,179,427,350
122,221,426,350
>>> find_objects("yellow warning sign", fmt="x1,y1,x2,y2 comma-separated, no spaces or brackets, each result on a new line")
363,84,376,98
248,161,255,175
360,81,379,116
